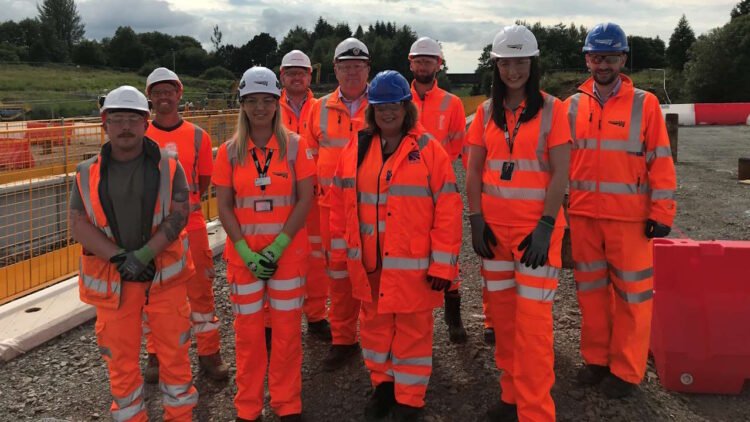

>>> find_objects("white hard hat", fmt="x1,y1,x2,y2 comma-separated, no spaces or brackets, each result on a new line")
146,67,182,93
334,37,369,61
101,85,150,115
409,37,443,58
238,67,281,98
490,24,540,59
281,50,312,69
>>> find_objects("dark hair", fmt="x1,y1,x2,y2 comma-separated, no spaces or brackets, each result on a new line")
490,56,544,129
364,101,419,135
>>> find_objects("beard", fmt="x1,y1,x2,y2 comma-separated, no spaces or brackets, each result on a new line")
414,73,435,84
593,70,619,86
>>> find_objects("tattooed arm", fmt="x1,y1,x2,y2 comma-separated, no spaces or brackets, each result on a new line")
69,183,121,259
146,163,190,254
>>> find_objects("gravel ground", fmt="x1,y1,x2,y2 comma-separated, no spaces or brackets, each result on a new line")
0,126,749,421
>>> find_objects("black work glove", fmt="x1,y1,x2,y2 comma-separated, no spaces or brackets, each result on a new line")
469,213,497,259
518,216,555,269
110,250,153,281
427,275,451,291
645,219,671,239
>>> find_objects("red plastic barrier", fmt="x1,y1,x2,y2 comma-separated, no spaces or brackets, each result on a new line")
693,103,750,125
651,238,750,394
0,137,34,170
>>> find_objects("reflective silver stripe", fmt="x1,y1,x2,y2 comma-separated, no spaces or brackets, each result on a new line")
614,284,654,303
112,399,145,422
191,311,215,322
321,137,350,148
516,264,560,279
114,384,144,409
160,382,198,407
574,138,598,150
348,248,361,259
192,126,202,193
610,265,653,282
269,297,304,311
431,251,458,266
235,195,294,208
647,146,673,163
327,268,349,279
575,260,608,272
434,182,459,202
628,89,646,151
517,284,557,302
192,321,220,334
651,189,674,200
439,93,452,112
567,94,581,139
599,182,649,195
309,235,322,244
99,346,112,358
179,329,191,345
358,192,387,205
392,355,432,366
417,133,433,150
488,159,545,172
570,180,597,192
482,99,492,127
360,222,374,235
393,371,430,386
389,185,432,198
319,177,333,187
362,348,389,364
81,273,110,295
332,176,356,188
153,155,172,227
382,257,430,270
78,159,115,238
231,281,264,296
311,250,324,258
482,259,514,272
331,238,347,250
534,94,555,169
600,139,644,154
576,277,610,292
157,245,188,281
241,223,284,235
482,185,546,200
318,95,332,145
268,276,304,291
484,278,516,292
232,299,264,315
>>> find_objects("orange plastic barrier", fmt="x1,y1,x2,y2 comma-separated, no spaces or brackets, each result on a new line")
25,121,74,146
651,238,750,394
0,138,34,170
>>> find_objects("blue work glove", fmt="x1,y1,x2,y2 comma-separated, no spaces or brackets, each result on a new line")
518,216,555,269
110,246,156,281
645,219,671,238
469,213,497,259
235,239,277,280
261,232,291,264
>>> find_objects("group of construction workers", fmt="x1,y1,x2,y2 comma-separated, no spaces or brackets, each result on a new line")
69,19,676,422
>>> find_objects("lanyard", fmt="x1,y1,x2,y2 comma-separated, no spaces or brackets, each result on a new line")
250,148,273,191
501,107,525,155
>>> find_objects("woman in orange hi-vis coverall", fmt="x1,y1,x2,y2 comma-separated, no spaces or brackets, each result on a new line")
465,25,571,422
565,23,676,399
213,67,314,422
329,70,461,421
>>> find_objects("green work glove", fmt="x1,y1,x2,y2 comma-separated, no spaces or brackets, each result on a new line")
234,239,277,280
261,233,291,263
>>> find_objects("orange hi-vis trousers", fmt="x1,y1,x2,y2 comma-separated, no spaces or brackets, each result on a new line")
96,282,197,422
570,216,654,384
147,227,220,356
228,263,306,420
360,271,434,408
321,205,361,345
481,224,563,422
304,199,329,322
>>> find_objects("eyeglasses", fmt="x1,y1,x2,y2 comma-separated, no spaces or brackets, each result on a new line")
240,97,277,108
372,103,403,112
149,89,178,98
336,63,368,73
411,57,439,67
587,54,624,65
106,115,145,126
497,58,532,70
283,69,309,78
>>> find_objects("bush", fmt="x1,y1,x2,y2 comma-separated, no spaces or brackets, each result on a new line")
200,65,235,80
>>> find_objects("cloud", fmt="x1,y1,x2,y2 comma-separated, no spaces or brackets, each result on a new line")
0,0,37,22
78,0,203,40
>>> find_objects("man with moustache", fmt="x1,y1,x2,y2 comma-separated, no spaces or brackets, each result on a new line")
144,68,228,382
565,22,676,398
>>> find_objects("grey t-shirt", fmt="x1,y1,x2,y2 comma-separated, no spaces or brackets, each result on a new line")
70,155,188,251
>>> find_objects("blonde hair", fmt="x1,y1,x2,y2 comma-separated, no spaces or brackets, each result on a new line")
231,99,288,165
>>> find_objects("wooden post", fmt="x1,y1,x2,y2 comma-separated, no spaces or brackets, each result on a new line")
739,157,750,181
666,113,679,163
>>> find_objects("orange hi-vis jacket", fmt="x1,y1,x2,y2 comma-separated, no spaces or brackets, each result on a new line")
146,120,213,231
328,127,462,313
76,144,192,310
212,133,315,267
305,88,368,208
466,93,571,227
565,75,677,225
280,89,317,135
410,81,466,162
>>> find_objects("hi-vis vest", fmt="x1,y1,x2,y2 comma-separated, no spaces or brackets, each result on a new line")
280,89,317,135
410,81,466,162
76,151,192,310
328,127,462,313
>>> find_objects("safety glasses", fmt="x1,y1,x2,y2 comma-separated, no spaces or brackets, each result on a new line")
587,54,624,65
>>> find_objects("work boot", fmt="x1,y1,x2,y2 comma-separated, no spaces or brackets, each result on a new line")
601,373,638,398
279,414,302,421
391,403,423,421
486,401,518,422
364,381,396,421
576,364,610,386
444,291,467,344
265,327,272,354
199,352,229,381
307,319,332,342
322,343,361,372
144,353,159,384
484,327,496,345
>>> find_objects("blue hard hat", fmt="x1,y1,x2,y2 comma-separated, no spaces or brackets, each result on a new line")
583,22,629,53
367,70,412,105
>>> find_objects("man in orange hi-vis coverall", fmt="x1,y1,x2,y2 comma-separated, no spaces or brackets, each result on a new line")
70,85,198,421
565,22,677,399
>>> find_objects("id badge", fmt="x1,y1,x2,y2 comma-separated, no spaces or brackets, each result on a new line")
254,199,273,212
500,161,515,181
254,176,272,187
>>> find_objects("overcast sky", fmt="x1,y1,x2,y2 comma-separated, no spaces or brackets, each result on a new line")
3,0,738,72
